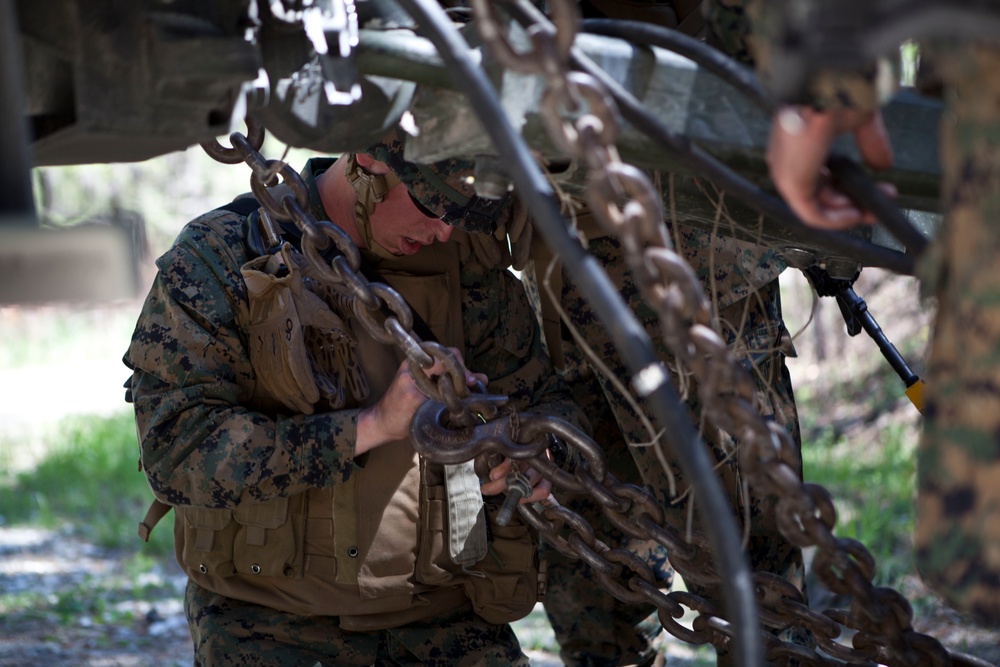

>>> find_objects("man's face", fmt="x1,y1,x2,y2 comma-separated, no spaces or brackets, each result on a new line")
356,154,453,256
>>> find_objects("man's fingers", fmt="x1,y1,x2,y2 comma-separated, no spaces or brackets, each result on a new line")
811,185,872,228
768,107,844,228
481,461,554,504
787,186,864,229
853,111,894,171
479,477,506,496
489,459,513,480
877,182,898,199
768,106,898,230
522,475,553,504
817,185,853,209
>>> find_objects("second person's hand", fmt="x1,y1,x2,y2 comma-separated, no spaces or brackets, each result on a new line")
767,105,895,230
480,457,553,505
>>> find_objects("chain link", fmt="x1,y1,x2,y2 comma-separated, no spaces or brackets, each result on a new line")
467,1,956,665
200,115,481,426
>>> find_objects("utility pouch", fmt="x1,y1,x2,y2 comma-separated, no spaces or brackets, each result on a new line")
414,459,486,586
461,500,540,625
177,507,238,577
415,483,460,587
232,495,306,579
242,250,322,414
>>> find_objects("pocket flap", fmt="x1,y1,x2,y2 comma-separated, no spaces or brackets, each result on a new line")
234,497,289,529
182,506,233,531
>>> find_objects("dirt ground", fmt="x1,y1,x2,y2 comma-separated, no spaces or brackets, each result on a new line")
2,524,998,666
0,524,572,666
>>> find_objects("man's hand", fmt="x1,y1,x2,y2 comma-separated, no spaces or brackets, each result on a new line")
355,348,485,456
480,457,553,505
767,105,895,230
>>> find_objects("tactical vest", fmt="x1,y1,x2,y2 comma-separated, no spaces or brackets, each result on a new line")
140,210,538,630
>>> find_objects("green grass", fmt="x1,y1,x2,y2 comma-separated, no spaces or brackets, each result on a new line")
509,605,559,653
0,557,180,628
790,338,922,590
802,422,916,588
0,411,173,558
0,411,181,629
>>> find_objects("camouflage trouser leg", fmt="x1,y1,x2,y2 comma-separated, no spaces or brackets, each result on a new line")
185,581,529,666
541,367,674,667
916,43,1000,623
528,236,809,663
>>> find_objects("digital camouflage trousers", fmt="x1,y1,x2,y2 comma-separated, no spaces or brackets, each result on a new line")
540,371,672,667
184,580,528,667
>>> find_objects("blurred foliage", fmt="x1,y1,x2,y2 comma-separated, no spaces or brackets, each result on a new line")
0,411,173,558
901,41,920,87
0,304,138,369
803,423,916,588
31,137,322,261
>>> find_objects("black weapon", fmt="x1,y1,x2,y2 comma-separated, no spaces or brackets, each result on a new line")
804,265,926,413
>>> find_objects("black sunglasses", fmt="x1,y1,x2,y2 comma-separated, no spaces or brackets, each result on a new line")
408,190,511,233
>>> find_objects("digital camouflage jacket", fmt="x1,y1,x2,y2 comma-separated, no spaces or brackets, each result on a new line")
124,158,584,629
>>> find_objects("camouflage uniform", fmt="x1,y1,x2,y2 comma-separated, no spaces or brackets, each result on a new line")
745,0,1000,623
125,157,584,665
185,581,526,667
913,41,1000,623
533,355,673,667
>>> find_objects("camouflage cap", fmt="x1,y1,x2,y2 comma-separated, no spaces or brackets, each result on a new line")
362,129,511,235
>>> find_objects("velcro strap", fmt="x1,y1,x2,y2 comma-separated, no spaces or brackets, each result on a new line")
137,499,172,543
245,526,267,547
345,153,398,216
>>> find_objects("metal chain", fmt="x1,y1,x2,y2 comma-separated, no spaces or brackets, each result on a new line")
200,9,959,664
200,118,486,427
467,1,956,666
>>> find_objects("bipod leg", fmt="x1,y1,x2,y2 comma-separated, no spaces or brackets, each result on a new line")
803,266,925,413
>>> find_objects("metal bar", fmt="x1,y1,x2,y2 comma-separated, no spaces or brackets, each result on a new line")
374,29,943,214
1,0,37,221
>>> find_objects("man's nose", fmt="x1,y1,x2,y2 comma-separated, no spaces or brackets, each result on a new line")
432,221,453,242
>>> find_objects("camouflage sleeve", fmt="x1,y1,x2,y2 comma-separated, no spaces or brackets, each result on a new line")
713,0,880,112
705,0,755,65
126,215,361,510
461,264,588,433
